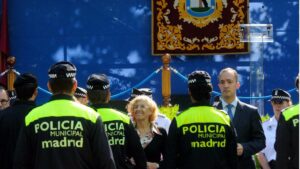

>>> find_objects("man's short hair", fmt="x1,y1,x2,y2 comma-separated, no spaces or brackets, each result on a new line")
14,73,38,100
49,78,76,94
218,67,239,82
87,90,109,104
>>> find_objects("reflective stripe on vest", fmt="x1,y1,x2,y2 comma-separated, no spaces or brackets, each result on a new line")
25,100,99,126
96,108,130,124
282,104,299,121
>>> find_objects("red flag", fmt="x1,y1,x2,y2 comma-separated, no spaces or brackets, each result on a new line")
0,0,9,86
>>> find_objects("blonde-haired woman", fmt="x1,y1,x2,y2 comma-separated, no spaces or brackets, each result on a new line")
127,95,167,169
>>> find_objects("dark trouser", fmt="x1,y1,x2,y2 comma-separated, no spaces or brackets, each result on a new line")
268,160,276,169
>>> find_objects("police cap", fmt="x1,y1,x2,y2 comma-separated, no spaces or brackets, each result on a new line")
48,61,77,79
86,74,110,90
74,87,87,98
188,70,212,92
128,88,153,101
270,88,291,103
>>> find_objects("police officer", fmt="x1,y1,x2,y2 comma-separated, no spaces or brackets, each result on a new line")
14,61,116,169
74,86,88,105
0,73,38,169
86,73,147,169
275,76,299,169
128,88,171,132
257,89,292,169
163,70,237,169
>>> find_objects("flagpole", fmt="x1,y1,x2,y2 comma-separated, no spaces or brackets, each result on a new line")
0,0,9,87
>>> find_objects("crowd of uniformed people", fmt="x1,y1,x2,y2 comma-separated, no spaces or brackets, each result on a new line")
0,61,298,169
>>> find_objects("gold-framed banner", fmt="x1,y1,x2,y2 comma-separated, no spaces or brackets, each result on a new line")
152,0,249,55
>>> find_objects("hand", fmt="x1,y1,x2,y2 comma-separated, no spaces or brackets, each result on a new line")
256,153,271,169
129,157,136,165
237,143,244,156
147,162,159,169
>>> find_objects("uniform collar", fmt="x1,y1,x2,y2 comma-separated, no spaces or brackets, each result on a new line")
12,100,36,106
190,101,211,107
91,103,111,109
50,94,75,101
220,96,239,107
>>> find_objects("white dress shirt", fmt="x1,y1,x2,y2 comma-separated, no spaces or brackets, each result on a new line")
155,113,171,133
261,116,277,162
220,97,239,118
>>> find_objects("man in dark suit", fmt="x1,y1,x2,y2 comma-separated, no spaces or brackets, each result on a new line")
0,73,38,169
215,67,265,169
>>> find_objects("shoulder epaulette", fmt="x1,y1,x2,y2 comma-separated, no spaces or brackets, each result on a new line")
282,105,295,112
282,104,299,121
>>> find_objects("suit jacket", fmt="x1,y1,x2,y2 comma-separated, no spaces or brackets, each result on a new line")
216,100,266,169
0,100,36,169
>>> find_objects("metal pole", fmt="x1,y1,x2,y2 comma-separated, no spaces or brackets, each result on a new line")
7,56,16,91
161,53,171,106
